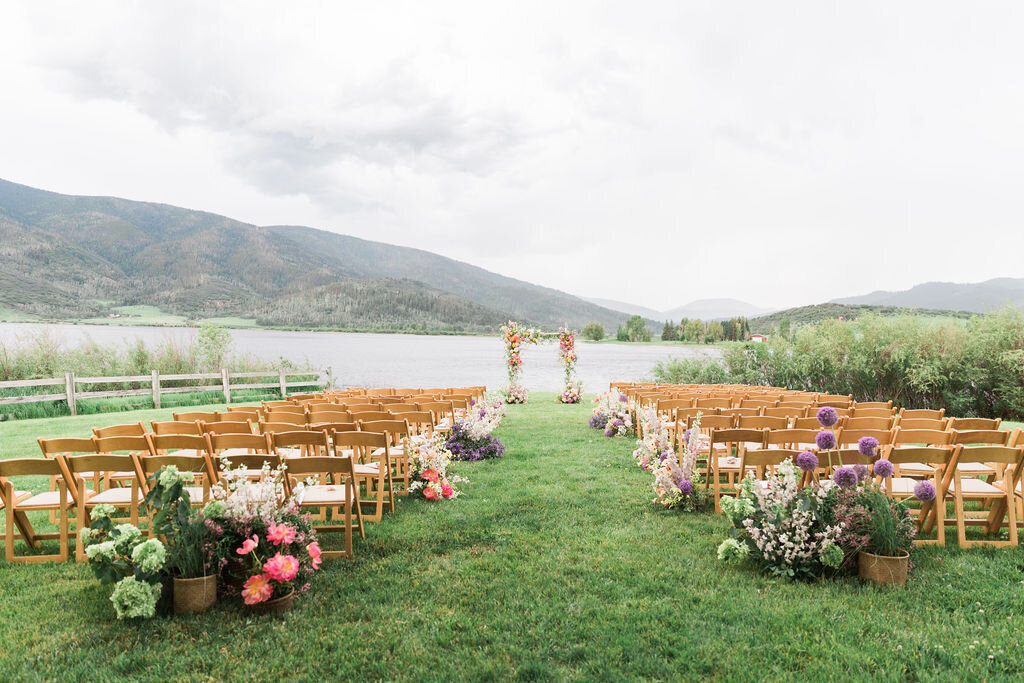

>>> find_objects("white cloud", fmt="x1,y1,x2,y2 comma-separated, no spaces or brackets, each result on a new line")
1,0,1023,312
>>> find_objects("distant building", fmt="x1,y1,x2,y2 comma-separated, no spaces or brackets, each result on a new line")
750,334,767,343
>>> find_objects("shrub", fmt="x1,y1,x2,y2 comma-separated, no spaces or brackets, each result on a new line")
582,321,605,341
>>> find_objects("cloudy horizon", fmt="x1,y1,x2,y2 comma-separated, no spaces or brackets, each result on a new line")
2,1,1023,313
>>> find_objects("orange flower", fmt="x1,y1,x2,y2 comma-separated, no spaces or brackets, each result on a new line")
242,573,275,605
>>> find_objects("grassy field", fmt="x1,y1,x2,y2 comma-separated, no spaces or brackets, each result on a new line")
1,398,1023,679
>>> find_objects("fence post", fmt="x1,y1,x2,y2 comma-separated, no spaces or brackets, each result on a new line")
65,372,77,416
279,369,287,398
221,368,231,405
151,370,161,409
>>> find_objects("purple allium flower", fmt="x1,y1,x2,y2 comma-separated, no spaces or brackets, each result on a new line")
858,436,880,457
613,418,624,427
815,430,837,451
816,406,839,427
619,393,628,403
479,408,487,418
677,479,694,496
833,467,858,488
795,451,819,472
913,480,936,502
872,459,895,478
604,427,615,437
853,464,869,482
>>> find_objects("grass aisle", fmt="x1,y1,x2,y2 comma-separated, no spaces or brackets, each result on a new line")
0,397,1022,679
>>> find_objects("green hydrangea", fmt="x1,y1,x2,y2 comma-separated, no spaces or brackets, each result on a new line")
112,524,142,554
820,541,844,569
110,576,161,619
717,538,751,565
79,526,97,547
202,500,226,518
130,538,166,574
90,504,118,521
720,495,755,520
85,540,117,563
158,465,194,487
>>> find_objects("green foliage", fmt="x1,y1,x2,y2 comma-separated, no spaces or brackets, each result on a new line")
749,303,974,335
196,323,233,371
616,324,628,341
660,320,677,341
706,320,724,343
582,321,605,341
624,315,651,342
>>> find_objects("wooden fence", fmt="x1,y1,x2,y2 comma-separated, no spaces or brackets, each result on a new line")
0,368,333,415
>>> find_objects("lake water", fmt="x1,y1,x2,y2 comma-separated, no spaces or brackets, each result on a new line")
0,323,721,393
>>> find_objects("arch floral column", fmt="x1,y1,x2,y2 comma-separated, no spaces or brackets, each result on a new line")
557,326,582,403
501,321,539,404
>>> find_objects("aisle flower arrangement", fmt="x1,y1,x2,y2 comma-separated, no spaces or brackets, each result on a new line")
405,432,467,500
590,389,633,436
446,396,507,461
652,414,711,511
632,406,673,471
206,461,321,606
501,320,540,404
557,326,582,403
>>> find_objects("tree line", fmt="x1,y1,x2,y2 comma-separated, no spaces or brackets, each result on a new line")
580,315,752,343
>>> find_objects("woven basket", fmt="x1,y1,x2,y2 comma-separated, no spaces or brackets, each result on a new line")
173,575,218,614
857,550,909,587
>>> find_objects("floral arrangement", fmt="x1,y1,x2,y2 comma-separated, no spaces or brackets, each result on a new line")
632,406,673,471
80,503,167,619
446,396,507,461
652,413,711,511
405,432,467,500
590,388,633,436
501,320,540,404
557,327,582,403
206,460,321,606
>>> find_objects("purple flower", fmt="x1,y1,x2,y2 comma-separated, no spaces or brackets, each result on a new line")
816,407,839,427
872,459,895,478
478,408,487,418
677,479,694,496
619,394,628,403
795,451,819,472
815,430,836,451
613,418,624,428
604,427,615,437
659,451,671,463
833,467,858,488
682,429,691,444
853,464,869,482
913,480,936,502
857,436,880,457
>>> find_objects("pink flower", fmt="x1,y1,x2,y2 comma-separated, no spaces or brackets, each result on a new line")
263,552,299,582
267,523,296,546
441,484,454,498
307,542,323,570
423,486,438,500
422,468,439,484
236,535,259,555
241,573,274,605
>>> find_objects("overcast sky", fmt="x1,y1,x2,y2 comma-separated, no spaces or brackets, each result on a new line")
2,2,1023,312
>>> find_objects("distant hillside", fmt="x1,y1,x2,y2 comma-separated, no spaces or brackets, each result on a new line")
833,278,1024,313
581,297,665,321
0,178,632,333
749,303,975,335
664,298,775,321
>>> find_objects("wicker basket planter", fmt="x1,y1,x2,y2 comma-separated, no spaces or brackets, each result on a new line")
173,575,218,614
857,550,909,586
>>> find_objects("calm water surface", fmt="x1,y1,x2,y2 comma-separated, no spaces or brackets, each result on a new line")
0,323,721,393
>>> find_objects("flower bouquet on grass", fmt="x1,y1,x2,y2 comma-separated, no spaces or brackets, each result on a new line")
503,383,529,405
205,460,321,609
590,389,633,436
406,432,467,500
557,327,582,403
651,413,711,512
446,396,506,461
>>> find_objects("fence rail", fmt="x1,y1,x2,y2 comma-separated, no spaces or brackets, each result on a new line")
0,367,333,415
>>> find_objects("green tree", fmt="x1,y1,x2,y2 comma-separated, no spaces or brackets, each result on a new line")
625,315,651,342
196,323,232,370
661,320,677,341
683,319,705,343
616,324,628,341
582,321,605,341
707,320,725,343
778,317,792,341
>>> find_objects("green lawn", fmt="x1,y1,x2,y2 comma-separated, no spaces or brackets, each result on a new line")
0,398,1022,678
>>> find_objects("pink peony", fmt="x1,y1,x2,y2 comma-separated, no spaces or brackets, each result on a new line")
263,552,299,582
441,484,454,498
423,486,439,500
267,523,296,546
422,468,439,484
236,534,259,555
307,541,323,570
241,573,274,605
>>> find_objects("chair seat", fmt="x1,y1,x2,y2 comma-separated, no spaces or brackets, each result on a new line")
16,490,70,509
888,477,920,496
955,462,997,475
86,487,137,505
2,490,33,509
183,486,207,503
371,446,404,457
897,463,935,476
299,485,350,505
718,457,741,471
219,448,254,457
354,463,380,475
952,477,1003,496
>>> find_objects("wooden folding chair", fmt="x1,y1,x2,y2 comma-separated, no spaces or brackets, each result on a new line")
415,401,455,434
884,446,953,546
151,420,202,436
173,411,220,422
206,432,274,461
286,455,362,559
264,410,307,425
146,433,216,491
37,437,97,512
0,458,70,563
737,415,790,430
201,420,255,435
948,445,1023,547
403,411,436,437
93,422,147,438
737,448,803,483
271,429,331,460
949,417,1001,431
900,408,945,420
65,453,143,562
843,417,895,431
706,428,766,513
764,429,820,452
897,417,949,431
333,431,393,522
137,451,217,523
360,419,411,495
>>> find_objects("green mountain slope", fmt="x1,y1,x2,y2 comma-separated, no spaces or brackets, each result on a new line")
0,178,629,332
832,278,1024,313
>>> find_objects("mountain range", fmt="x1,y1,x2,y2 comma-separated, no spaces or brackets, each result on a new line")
0,178,651,333
583,296,776,322
832,278,1024,313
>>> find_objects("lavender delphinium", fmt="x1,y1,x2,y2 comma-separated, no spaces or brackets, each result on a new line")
815,430,837,451
445,423,506,461
604,427,615,437
816,407,839,427
590,414,609,430
833,467,858,488
795,451,819,472
858,436,880,457
872,459,895,478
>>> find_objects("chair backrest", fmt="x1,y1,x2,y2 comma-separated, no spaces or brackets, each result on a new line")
951,445,1022,468
951,429,1010,446
305,410,350,423
307,421,359,433
202,420,255,435
891,428,953,447
403,411,436,435
349,411,392,423
151,420,202,435
139,454,215,486
284,455,356,482
271,429,330,451
762,406,805,419
737,416,789,430
720,408,760,418
843,416,894,431
900,408,945,420
415,402,455,424
258,421,307,435
853,401,892,410
92,422,147,438
764,429,820,448
656,399,694,414
173,411,220,423
897,417,948,431
92,435,153,456
206,432,273,454
261,401,293,409
264,410,307,425
344,403,381,413
64,454,141,483
710,428,766,449
148,433,210,455
695,398,733,410
884,447,954,494
222,407,261,420
792,416,829,430
359,420,409,447
332,430,389,463
688,414,735,431
38,436,96,458
836,428,893,448
384,404,418,414
949,417,1001,430
851,407,895,419
739,448,803,478
739,399,777,408
0,457,65,479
